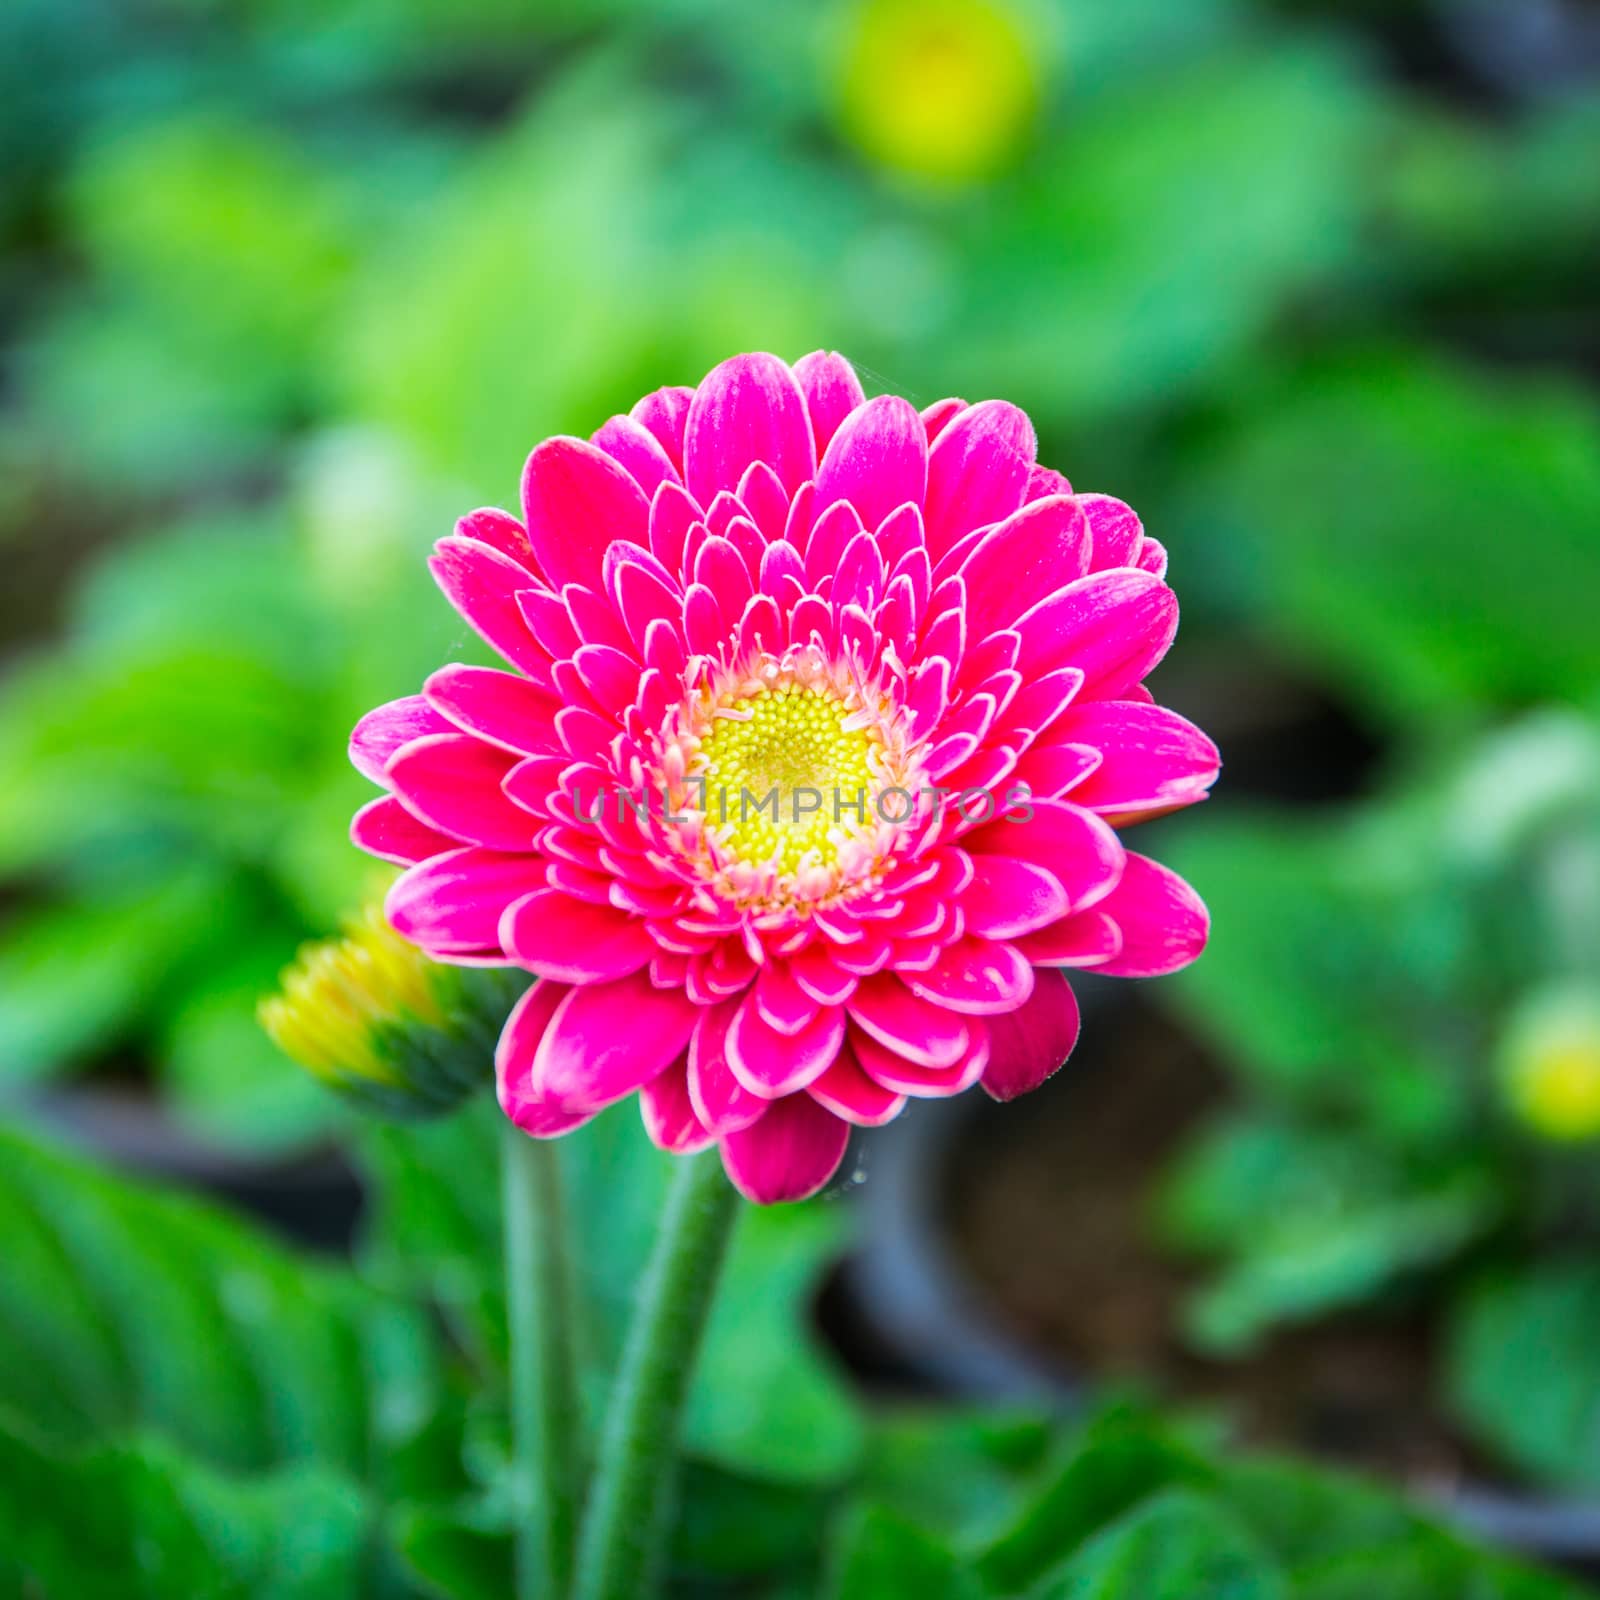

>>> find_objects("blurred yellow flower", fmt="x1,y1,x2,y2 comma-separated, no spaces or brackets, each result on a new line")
1500,986,1600,1144
260,901,517,1117
837,0,1040,185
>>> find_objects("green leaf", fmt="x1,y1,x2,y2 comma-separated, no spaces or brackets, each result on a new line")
1188,352,1600,718
861,1409,1058,1549
1445,1262,1600,1491
976,1409,1217,1594
824,1504,985,1600
1036,1489,1287,1600
390,1506,513,1600
0,1121,399,1477
0,1422,369,1600
1160,1115,1499,1353
1166,816,1470,1136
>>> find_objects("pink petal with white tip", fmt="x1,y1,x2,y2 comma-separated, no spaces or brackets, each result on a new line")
640,1059,716,1154
903,936,1033,1015
963,855,1072,938
981,970,1080,1102
425,664,561,756
792,350,865,454
1015,569,1178,699
386,733,543,851
923,400,1036,559
850,1023,991,1098
684,352,815,504
630,385,695,469
720,1094,851,1204
496,981,594,1136
534,970,700,1112
846,974,970,1069
689,998,767,1136
429,538,552,680
1051,701,1219,816
727,995,846,1099
959,496,1091,642
500,887,656,983
350,695,452,785
1095,853,1210,977
521,436,650,593
592,413,681,499
813,394,928,532
969,799,1124,914
807,1048,906,1126
350,794,456,865
1015,909,1122,968
387,846,546,957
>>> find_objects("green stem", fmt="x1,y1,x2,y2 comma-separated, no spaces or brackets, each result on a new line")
502,1125,583,1600
573,1149,741,1600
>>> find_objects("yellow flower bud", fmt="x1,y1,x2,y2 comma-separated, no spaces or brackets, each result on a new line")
260,903,521,1118
1500,986,1600,1144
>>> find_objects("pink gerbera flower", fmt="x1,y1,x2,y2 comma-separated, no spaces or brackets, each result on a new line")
350,352,1218,1202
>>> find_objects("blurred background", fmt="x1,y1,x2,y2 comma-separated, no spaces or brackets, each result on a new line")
3,0,1600,1588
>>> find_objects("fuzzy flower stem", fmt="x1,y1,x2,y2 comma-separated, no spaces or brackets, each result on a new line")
573,1149,741,1600
502,1126,583,1600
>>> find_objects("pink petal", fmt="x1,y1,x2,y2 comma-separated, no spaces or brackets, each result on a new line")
684,352,815,505
535,970,700,1112
497,981,594,1136
902,936,1033,1015
1096,853,1210,978
630,385,695,470
640,1058,716,1154
1010,740,1103,800
792,350,866,454
850,1022,990,1097
812,395,927,532
386,733,543,851
981,971,1080,1102
689,997,767,1136
1015,909,1123,969
424,664,561,756
960,496,1091,642
387,846,546,957
500,888,655,983
968,798,1124,913
755,962,821,1035
727,995,846,1098
350,794,456,866
1015,570,1178,698
456,507,539,575
922,400,1037,559
521,436,650,593
963,855,1072,939
592,413,681,499
1079,493,1143,572
807,1047,906,1127
919,397,966,441
719,1093,851,1204
350,695,453,786
846,974,970,1069
429,538,551,680
1051,701,1220,816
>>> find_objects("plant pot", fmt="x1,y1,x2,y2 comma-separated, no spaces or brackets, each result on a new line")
842,982,1600,1577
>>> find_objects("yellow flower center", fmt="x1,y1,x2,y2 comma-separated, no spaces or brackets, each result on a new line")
697,683,880,875
656,648,924,911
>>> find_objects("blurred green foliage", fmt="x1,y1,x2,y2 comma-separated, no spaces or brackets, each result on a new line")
0,1108,1590,1598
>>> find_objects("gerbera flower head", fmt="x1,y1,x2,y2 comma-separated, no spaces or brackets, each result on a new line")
350,351,1218,1201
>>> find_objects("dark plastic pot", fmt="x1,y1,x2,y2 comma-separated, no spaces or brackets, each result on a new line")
843,995,1600,1578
